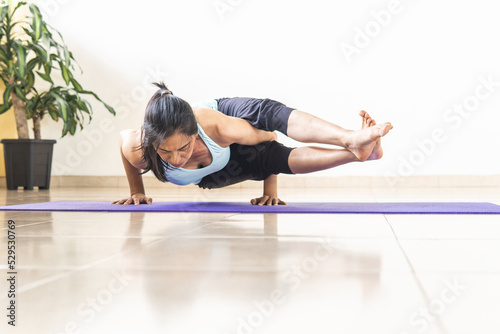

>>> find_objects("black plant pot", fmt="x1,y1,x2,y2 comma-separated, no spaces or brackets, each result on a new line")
1,139,57,190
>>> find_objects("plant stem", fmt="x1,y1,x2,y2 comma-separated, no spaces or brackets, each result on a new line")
33,116,41,139
11,91,29,139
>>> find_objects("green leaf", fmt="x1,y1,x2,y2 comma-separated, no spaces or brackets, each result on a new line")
36,71,53,84
78,89,116,116
24,72,35,93
29,4,43,42
0,47,8,63
48,109,58,121
14,86,26,102
43,63,51,76
9,1,27,19
2,85,14,105
26,56,41,72
61,121,68,137
31,44,48,64
15,42,26,78
0,102,13,115
41,31,51,54
63,45,70,68
59,61,70,85
82,102,92,121
69,118,77,136
52,92,68,122
70,78,83,92
0,4,9,23
25,99,35,119
47,102,59,121
76,99,89,113
21,27,34,40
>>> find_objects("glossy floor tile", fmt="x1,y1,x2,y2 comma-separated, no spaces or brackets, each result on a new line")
414,274,500,334
0,186,498,334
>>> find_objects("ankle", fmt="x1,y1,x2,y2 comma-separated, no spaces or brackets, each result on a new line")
341,130,354,148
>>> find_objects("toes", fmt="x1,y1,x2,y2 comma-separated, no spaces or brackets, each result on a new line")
379,123,392,136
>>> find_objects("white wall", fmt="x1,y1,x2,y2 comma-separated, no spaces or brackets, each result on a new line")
33,0,500,178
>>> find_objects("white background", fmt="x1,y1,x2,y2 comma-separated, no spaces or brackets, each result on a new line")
32,0,500,178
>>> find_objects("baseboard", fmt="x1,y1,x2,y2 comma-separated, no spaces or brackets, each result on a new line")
1,175,500,189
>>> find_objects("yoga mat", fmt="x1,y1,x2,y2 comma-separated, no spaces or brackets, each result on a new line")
0,201,499,214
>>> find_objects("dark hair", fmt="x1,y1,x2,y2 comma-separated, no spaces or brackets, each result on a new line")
139,82,197,182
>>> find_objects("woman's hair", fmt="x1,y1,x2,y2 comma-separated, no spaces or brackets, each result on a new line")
139,82,198,182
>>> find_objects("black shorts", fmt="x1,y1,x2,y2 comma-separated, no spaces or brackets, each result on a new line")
197,97,297,189
216,97,295,135
198,141,295,189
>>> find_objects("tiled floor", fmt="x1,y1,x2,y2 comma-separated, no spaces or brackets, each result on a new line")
0,186,499,334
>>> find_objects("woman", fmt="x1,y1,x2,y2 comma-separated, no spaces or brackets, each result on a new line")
112,83,392,206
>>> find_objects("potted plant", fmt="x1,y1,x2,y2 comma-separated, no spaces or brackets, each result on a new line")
0,1,115,190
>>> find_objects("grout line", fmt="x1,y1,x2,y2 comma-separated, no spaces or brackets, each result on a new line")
13,235,166,239
0,220,52,231
384,215,450,334
11,237,162,297
172,235,394,240
9,218,232,297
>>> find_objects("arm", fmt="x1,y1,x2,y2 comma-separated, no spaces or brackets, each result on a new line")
250,174,287,206
111,131,153,205
216,115,277,146
121,144,147,196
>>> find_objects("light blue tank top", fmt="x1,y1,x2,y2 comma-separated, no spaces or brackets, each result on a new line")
163,100,230,186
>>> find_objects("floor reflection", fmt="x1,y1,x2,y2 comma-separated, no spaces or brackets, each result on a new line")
113,213,384,331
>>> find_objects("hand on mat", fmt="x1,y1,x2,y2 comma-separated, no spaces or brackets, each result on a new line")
250,195,287,206
111,193,153,205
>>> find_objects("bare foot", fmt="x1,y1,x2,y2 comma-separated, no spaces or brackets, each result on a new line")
359,110,384,161
344,110,393,161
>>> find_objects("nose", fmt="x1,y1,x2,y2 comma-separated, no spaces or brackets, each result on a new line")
168,152,185,167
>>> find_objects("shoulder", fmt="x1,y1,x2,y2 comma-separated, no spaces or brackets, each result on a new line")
120,129,140,146
193,108,226,138
120,129,146,169
194,108,241,147
193,107,223,121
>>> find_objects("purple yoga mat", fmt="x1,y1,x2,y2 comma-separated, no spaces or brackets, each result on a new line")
0,201,499,214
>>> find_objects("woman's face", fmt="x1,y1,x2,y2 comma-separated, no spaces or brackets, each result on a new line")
157,132,197,168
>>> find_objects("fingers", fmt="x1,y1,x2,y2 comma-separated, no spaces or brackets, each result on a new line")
111,198,131,205
251,196,287,206
112,196,153,205
263,197,281,206
250,197,265,205
250,196,272,206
